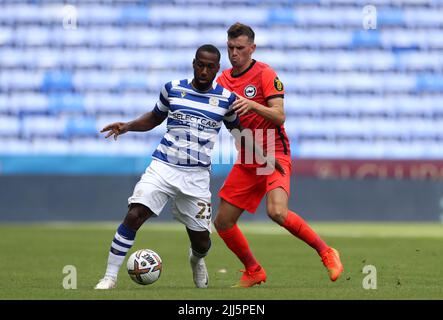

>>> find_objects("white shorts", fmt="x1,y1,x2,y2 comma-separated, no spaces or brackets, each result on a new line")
128,159,212,232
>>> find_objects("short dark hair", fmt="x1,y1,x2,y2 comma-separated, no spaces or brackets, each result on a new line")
196,44,221,62
227,22,255,42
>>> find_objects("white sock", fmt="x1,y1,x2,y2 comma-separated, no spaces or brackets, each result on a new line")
102,224,136,280
105,252,125,280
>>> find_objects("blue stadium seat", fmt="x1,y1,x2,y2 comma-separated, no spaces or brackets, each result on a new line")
119,72,148,90
73,71,119,91
42,71,73,91
119,93,159,114
21,116,66,138
378,9,404,26
0,116,21,137
68,49,99,68
2,71,43,91
48,94,84,113
267,9,296,26
10,93,49,114
119,6,150,24
352,30,381,48
57,29,88,47
416,74,443,92
84,93,123,114
404,8,443,27
0,1,442,161
65,117,97,138
0,28,13,46
78,5,120,24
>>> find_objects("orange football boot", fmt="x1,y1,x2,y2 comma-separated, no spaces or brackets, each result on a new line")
320,247,344,281
232,266,267,288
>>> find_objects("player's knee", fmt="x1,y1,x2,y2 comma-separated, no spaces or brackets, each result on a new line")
214,215,234,231
266,205,287,225
124,204,151,230
213,216,223,230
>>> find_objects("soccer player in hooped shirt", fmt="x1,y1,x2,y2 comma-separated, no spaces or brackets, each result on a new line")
214,23,344,287
94,44,283,289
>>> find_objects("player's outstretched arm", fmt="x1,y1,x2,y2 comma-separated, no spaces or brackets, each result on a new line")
232,93,285,126
101,111,166,140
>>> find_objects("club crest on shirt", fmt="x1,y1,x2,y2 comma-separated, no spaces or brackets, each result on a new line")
209,96,219,106
274,77,284,91
244,85,257,98
181,91,186,98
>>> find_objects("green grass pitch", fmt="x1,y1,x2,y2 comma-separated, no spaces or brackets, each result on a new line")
1,222,442,300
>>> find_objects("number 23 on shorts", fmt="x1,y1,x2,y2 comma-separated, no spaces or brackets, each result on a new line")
195,202,211,220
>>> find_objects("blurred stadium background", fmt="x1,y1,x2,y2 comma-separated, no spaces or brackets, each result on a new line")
1,0,443,222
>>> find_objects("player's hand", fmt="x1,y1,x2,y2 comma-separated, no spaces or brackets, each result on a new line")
274,159,286,176
232,92,256,116
100,122,129,140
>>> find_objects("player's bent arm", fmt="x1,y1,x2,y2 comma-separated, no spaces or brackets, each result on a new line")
255,97,285,126
233,94,285,126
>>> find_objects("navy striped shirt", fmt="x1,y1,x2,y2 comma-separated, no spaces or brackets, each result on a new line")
152,79,239,168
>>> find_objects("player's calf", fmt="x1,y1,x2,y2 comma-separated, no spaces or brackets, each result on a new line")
94,204,154,289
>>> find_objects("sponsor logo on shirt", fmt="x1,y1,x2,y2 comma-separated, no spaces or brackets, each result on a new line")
244,85,257,98
209,97,219,107
171,111,219,129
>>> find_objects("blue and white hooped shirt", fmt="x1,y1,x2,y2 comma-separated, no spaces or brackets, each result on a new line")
152,79,239,168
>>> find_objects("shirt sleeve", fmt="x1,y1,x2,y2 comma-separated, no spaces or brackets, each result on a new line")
261,67,285,101
153,82,171,116
223,92,240,125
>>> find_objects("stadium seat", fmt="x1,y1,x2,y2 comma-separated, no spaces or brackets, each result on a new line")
416,74,443,92
78,5,120,24
42,71,73,91
266,9,296,26
64,117,97,138
73,71,119,91
378,9,404,26
21,116,66,138
119,6,150,24
352,30,381,48
9,93,49,114
48,94,84,113
0,116,21,137
84,93,122,114
119,72,149,90
0,1,442,160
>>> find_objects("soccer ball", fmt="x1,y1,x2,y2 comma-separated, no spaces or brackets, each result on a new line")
127,249,162,285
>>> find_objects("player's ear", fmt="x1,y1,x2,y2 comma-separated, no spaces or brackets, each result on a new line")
250,43,256,54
